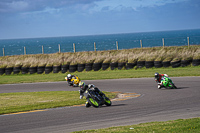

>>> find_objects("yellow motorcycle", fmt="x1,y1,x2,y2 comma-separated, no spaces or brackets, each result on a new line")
65,75,81,87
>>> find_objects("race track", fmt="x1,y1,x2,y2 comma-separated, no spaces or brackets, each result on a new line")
0,77,200,133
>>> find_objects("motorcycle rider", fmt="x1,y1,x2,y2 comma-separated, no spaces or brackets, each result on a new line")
79,81,105,107
154,72,168,89
65,74,79,87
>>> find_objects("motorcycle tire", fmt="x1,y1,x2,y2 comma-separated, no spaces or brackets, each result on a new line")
104,97,112,106
137,61,145,68
0,68,5,75
102,63,110,70
88,98,99,108
61,64,69,73
53,65,61,73
85,63,93,71
126,63,136,70
154,61,163,68
118,62,126,70
21,67,29,74
169,83,177,89
5,67,13,75
110,62,118,70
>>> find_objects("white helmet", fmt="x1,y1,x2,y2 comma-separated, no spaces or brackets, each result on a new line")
67,74,72,79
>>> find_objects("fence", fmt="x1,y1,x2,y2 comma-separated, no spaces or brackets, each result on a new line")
1,36,200,56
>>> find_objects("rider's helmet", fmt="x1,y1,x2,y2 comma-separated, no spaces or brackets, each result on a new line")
155,72,159,79
88,84,95,88
79,81,85,89
67,74,72,80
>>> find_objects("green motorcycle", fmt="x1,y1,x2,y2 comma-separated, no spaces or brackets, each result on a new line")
84,88,112,108
161,76,177,89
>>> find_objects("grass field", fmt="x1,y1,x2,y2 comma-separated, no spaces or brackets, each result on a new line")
73,118,200,133
0,65,200,84
0,91,116,115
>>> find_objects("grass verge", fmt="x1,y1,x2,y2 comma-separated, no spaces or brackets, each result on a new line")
0,66,200,84
73,118,200,133
0,91,117,115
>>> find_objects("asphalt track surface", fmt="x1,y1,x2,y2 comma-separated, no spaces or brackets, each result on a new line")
0,77,200,133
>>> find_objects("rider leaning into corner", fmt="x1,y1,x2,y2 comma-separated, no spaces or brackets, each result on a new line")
154,72,168,89
79,81,105,107
65,74,79,87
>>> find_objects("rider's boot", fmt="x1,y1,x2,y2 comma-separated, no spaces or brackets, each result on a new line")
85,101,91,108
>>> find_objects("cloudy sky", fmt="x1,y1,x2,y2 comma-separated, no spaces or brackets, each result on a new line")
0,0,199,39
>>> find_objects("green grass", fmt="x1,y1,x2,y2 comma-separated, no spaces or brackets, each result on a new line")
0,91,116,115
0,66,200,84
73,118,200,133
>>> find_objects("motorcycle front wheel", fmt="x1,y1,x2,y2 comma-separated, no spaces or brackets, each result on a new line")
88,98,99,108
169,83,177,89
104,97,112,106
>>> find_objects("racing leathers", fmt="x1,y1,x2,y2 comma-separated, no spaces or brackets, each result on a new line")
154,73,168,89
79,84,105,107
65,75,79,87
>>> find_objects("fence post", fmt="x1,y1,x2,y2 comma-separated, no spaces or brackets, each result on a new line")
162,38,165,48
94,42,96,51
58,44,61,53
42,45,44,54
24,47,26,55
2,48,5,56
187,37,190,47
140,40,142,48
116,41,118,50
73,43,76,53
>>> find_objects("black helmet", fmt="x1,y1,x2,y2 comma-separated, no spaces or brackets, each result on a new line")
155,72,159,78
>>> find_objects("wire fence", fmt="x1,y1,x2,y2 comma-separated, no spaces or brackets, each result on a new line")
1,36,200,56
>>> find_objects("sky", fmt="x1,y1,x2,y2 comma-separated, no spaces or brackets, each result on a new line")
0,0,200,39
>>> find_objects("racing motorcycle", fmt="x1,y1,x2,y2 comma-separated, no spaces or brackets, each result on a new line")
84,88,112,108
65,75,81,87
160,76,177,89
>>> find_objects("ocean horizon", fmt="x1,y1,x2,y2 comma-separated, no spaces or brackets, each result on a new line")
0,29,200,56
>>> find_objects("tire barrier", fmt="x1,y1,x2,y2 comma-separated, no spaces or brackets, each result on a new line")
137,61,145,68
181,60,192,67
0,68,5,75
21,67,29,74
110,62,118,70
29,67,37,74
126,63,136,70
171,60,181,68
118,62,126,70
45,66,53,74
77,64,85,72
85,63,93,71
53,65,61,73
13,66,21,74
145,61,154,68
37,66,45,74
93,63,102,71
154,61,163,68
102,63,110,70
61,64,69,73
162,61,171,67
3,59,199,75
192,59,200,66
69,65,78,72
5,67,13,75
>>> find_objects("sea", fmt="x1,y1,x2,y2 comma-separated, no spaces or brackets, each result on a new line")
0,29,200,56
